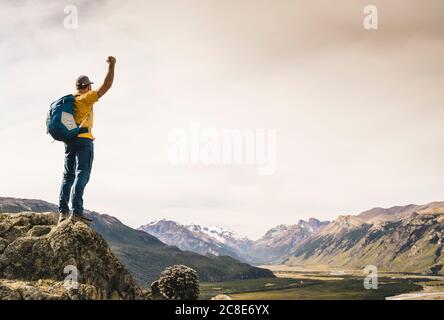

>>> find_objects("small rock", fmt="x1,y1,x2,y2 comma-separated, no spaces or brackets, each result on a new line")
211,294,232,300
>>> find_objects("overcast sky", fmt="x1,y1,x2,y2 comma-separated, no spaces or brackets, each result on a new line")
1,0,443,239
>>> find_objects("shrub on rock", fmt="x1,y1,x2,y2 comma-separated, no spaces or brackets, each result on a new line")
157,265,199,300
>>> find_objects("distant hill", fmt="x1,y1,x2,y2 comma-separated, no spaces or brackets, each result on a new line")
284,202,444,275
251,218,329,263
357,202,444,224
0,197,274,286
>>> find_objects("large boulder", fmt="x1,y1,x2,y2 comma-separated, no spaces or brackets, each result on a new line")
157,265,200,300
0,212,144,300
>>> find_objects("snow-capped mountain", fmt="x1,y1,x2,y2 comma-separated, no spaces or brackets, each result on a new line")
186,224,253,252
139,218,328,264
138,220,252,262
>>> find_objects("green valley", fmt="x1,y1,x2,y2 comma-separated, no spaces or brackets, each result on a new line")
200,265,444,300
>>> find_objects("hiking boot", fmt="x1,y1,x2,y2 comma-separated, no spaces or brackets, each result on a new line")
70,213,93,225
58,211,70,224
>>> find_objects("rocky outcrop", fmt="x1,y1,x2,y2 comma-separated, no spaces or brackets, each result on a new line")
0,212,144,300
0,279,101,300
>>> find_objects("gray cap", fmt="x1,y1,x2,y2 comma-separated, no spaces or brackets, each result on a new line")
76,75,94,87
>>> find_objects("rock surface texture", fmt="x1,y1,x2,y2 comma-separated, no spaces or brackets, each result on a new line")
0,212,144,300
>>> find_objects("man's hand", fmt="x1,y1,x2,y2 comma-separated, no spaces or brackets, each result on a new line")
107,56,116,65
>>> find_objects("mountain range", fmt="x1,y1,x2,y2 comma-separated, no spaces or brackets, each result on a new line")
0,197,274,286
3,196,443,279
138,201,444,275
140,217,329,264
285,202,444,275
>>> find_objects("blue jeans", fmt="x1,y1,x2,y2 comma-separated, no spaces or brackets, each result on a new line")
59,138,94,215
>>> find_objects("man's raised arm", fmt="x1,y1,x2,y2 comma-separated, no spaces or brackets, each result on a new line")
97,56,116,98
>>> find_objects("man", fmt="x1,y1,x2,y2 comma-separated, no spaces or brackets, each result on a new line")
58,56,116,224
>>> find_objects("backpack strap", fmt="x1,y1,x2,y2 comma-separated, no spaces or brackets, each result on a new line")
78,108,93,128
73,94,94,129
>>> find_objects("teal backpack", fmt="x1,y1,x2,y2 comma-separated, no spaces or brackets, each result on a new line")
46,95,90,142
